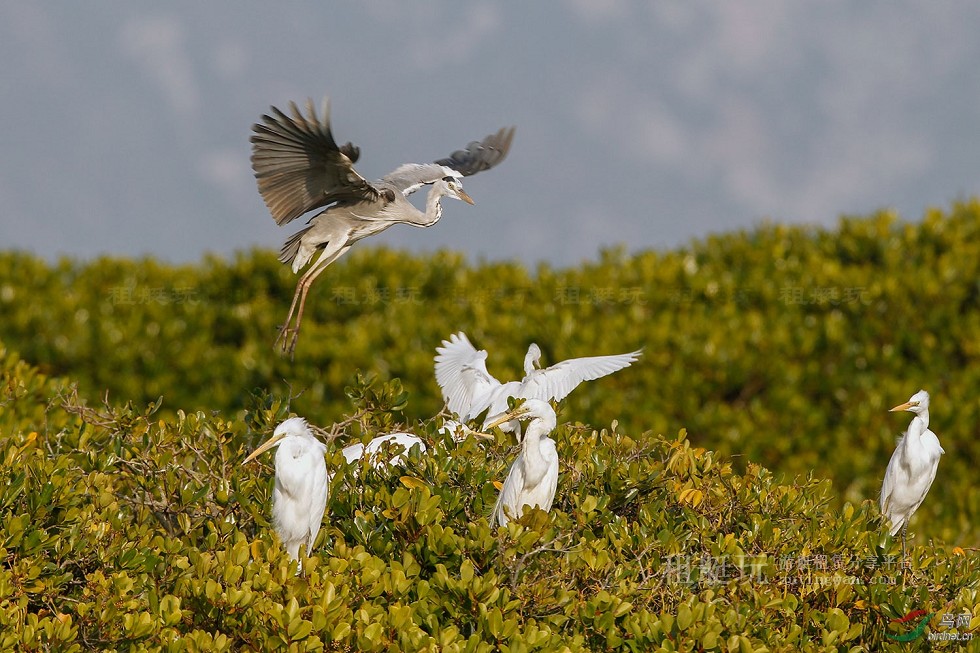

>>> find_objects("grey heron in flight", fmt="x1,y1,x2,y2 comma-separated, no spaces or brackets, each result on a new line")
434,332,641,434
251,99,515,355
879,389,944,561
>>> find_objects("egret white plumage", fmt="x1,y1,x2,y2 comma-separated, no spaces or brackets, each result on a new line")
339,422,495,470
435,332,641,433
435,418,499,444
486,400,559,526
879,390,944,560
341,432,427,469
251,99,515,355
243,417,328,561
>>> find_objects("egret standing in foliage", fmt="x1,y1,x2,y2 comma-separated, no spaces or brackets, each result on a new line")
342,425,494,471
880,390,944,560
243,417,328,561
435,332,641,433
486,400,559,526
341,432,427,469
250,99,515,355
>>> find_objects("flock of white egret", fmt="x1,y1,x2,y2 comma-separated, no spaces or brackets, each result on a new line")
243,334,640,559
244,97,943,565
244,381,944,563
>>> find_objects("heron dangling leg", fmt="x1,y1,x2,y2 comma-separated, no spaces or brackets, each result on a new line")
275,278,307,355
276,266,328,358
275,283,307,357
275,243,352,357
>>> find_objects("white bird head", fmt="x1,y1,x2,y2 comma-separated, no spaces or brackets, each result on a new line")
889,389,930,415
523,343,542,375
243,417,315,464
437,176,474,205
484,399,556,432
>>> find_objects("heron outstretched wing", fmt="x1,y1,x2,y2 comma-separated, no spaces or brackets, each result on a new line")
251,98,381,225
435,332,502,418
384,126,516,196
436,126,516,176
519,350,643,404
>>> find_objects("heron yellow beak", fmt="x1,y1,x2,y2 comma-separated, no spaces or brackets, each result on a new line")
888,400,918,412
243,432,286,464
484,407,528,430
458,189,475,205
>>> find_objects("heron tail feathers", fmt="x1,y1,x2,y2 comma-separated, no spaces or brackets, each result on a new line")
280,225,315,270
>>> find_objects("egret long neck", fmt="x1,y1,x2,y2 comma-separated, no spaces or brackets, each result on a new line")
520,420,553,486
908,410,929,435
902,411,930,453
523,350,537,376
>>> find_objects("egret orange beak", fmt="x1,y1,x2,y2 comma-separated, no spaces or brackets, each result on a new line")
243,432,286,464
889,400,919,412
458,189,475,205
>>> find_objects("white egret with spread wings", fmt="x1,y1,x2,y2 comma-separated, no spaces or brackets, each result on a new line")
251,99,515,355
434,332,641,433
879,389,944,560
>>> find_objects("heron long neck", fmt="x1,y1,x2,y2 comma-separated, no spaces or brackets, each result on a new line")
421,183,447,227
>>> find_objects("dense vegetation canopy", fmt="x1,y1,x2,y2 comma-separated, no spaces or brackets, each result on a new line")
1,201,978,650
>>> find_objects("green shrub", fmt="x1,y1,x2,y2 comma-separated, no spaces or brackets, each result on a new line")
1,201,979,649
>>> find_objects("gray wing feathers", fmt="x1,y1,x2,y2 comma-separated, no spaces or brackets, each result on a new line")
278,223,314,267
383,126,516,196
435,126,516,177
251,98,380,225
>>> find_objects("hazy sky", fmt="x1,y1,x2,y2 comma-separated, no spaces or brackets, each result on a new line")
2,2,979,266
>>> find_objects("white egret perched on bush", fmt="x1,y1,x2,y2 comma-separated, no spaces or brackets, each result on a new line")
251,99,515,355
340,422,494,469
486,400,559,526
435,332,641,433
340,432,427,469
880,390,944,559
242,417,328,561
